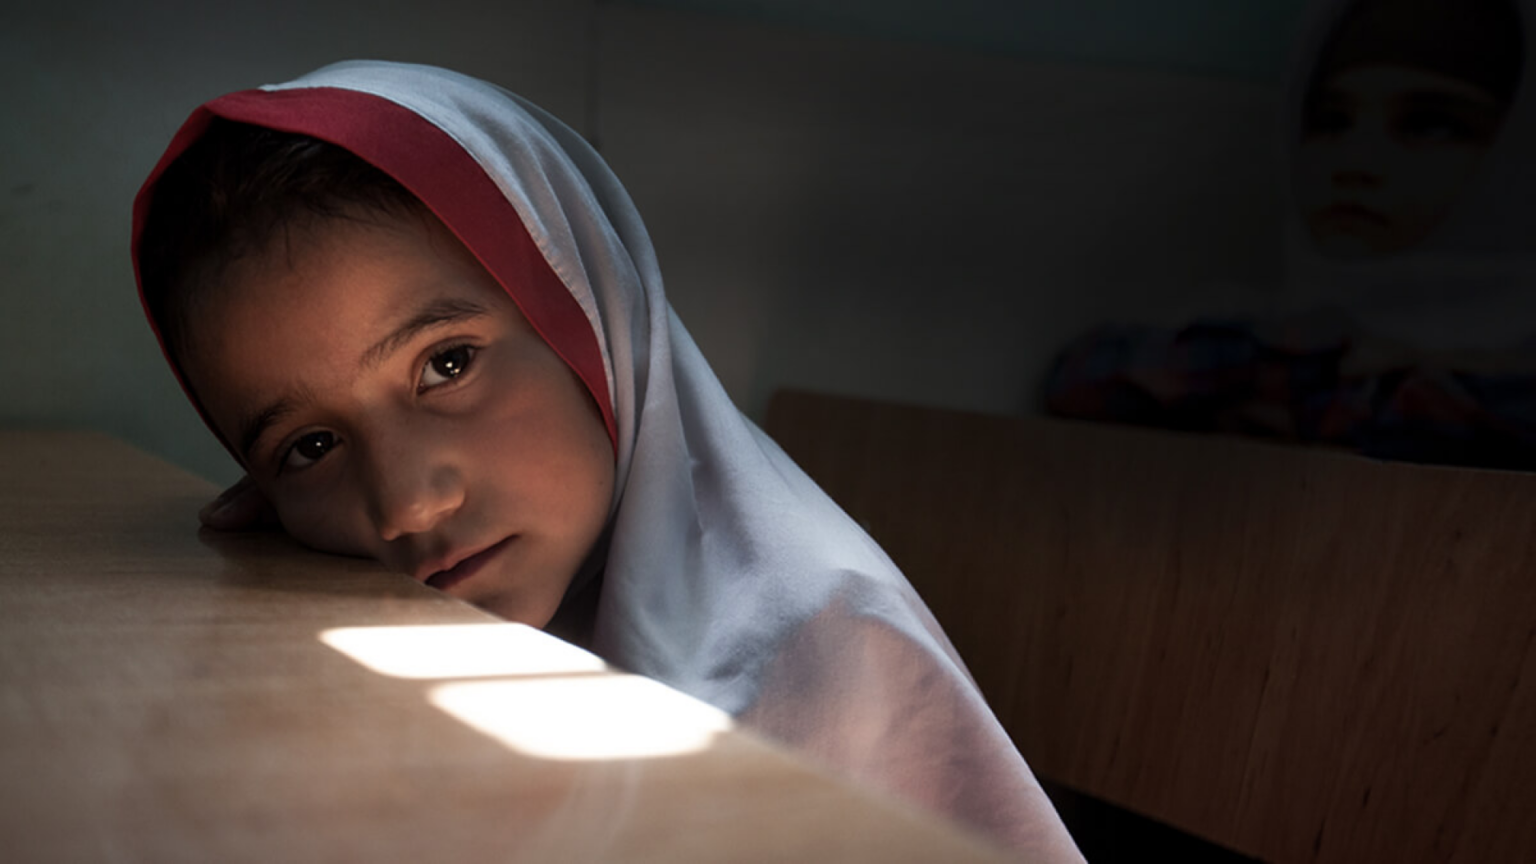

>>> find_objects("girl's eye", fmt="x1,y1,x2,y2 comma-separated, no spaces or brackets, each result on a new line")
283,431,336,472
1396,110,1478,145
420,344,476,390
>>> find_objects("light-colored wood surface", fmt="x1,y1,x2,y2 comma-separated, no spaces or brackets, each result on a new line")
766,389,1536,864
0,430,1007,863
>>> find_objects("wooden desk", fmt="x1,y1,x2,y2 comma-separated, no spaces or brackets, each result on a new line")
0,431,1006,863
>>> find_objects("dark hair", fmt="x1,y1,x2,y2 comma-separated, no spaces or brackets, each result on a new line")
137,118,426,360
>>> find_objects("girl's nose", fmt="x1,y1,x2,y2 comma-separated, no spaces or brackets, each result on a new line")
1329,118,1391,188
364,438,465,542
1331,166,1382,190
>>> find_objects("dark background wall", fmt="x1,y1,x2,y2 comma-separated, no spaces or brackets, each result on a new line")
1,0,1297,482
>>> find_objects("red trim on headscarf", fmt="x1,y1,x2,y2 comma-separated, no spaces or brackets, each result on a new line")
130,86,617,451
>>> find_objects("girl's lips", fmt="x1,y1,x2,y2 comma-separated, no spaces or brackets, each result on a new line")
1318,203,1388,226
426,537,513,592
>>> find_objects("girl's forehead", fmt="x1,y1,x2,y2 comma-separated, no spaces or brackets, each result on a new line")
185,212,527,430
224,209,510,322
1320,63,1506,105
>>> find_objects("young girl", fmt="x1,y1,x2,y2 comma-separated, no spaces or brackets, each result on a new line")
1046,0,1536,470
132,60,1082,860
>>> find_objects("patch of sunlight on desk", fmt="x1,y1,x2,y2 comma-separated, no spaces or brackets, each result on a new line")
431,675,732,761
321,622,731,760
320,622,606,679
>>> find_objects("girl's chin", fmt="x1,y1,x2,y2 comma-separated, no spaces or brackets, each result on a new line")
1308,224,1406,260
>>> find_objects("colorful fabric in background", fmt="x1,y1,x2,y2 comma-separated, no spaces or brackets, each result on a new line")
1043,311,1536,471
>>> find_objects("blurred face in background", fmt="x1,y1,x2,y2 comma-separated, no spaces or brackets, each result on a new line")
1295,62,1506,259
1291,0,1523,260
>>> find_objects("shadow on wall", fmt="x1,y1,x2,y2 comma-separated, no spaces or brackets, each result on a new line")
622,0,1307,80
595,2,1290,425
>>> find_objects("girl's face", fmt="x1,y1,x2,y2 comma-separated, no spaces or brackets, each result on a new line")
1294,63,1505,258
184,209,615,629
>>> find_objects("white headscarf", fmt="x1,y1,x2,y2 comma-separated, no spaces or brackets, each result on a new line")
133,60,1082,860
1279,0,1536,351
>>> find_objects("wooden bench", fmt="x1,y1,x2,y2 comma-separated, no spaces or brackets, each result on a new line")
766,389,1536,863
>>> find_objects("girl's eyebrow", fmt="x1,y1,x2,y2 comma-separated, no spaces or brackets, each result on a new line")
236,297,491,465
1400,90,1500,111
360,296,491,373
